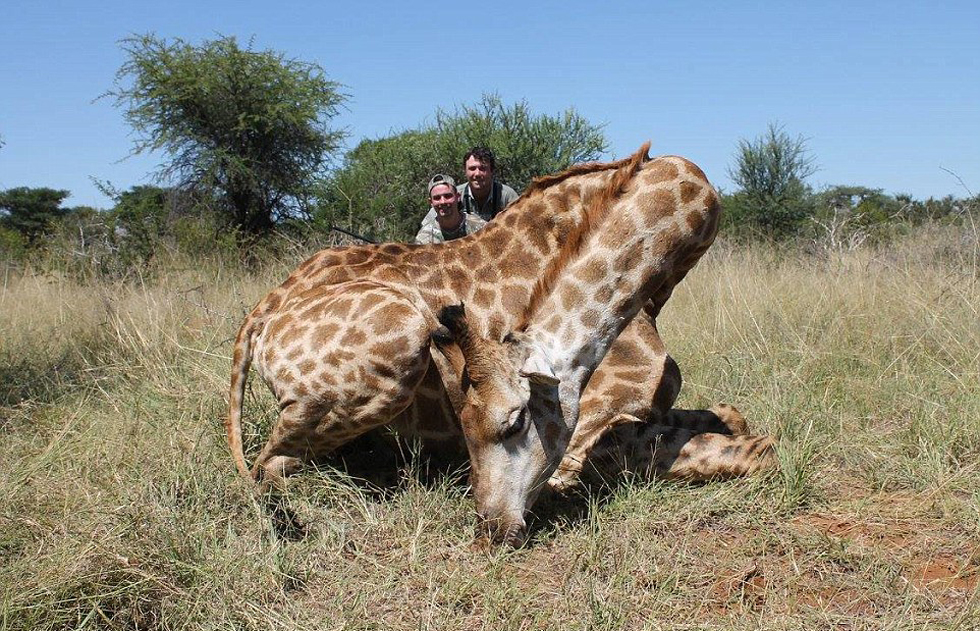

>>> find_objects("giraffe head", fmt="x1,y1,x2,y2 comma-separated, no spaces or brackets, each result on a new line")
435,304,568,546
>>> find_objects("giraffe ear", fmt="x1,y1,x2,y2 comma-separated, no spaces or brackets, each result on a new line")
520,346,559,386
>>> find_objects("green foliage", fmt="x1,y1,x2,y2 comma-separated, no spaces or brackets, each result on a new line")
107,185,171,267
434,94,608,192
107,33,347,237
0,225,29,260
0,187,71,243
318,129,444,242
727,123,817,237
317,94,607,242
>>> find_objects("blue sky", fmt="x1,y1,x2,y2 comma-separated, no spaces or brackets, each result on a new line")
1,1,978,208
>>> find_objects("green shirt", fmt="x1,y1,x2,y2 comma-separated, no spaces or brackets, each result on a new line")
457,180,519,221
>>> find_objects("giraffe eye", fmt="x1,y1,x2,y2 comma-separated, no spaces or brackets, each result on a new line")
501,408,527,441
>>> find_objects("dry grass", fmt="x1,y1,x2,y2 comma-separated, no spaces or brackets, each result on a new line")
1,224,978,630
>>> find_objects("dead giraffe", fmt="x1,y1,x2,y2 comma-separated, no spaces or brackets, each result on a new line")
433,146,774,543
226,144,771,539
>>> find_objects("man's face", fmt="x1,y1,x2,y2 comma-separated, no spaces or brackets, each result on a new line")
464,157,493,196
430,184,461,224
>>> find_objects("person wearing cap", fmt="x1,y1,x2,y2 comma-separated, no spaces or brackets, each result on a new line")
457,146,519,221
414,174,488,245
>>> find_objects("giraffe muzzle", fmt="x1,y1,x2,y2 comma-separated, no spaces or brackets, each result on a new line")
476,513,527,547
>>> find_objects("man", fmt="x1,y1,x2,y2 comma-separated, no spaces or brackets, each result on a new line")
457,146,519,221
414,174,487,245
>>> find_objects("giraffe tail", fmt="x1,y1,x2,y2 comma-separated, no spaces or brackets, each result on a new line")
226,318,256,480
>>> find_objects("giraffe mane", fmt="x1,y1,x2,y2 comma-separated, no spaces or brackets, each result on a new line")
516,142,651,330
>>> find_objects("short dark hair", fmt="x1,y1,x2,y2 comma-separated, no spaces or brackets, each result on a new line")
463,146,496,171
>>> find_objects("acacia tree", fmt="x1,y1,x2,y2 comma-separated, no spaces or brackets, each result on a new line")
726,122,817,237
0,187,71,243
107,34,346,237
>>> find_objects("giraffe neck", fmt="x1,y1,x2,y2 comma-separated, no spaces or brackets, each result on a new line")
523,156,720,401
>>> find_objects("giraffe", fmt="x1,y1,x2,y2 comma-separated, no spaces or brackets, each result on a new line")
226,144,770,540
432,147,739,543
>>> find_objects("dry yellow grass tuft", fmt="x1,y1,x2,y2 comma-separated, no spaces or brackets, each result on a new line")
1,224,978,630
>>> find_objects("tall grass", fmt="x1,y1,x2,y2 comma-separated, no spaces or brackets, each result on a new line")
1,224,978,630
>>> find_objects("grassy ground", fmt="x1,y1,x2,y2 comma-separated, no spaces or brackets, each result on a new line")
1,224,978,630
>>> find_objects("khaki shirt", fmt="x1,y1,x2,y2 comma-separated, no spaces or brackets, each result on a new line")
414,209,488,244
457,180,519,221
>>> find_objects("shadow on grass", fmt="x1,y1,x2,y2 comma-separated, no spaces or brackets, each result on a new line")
259,431,751,549
0,352,95,410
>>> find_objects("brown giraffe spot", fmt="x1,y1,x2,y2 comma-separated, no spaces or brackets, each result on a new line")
639,188,678,225
421,272,447,292
331,297,355,319
543,313,563,332
686,209,706,235
587,371,607,388
580,309,601,329
345,250,372,265
643,161,680,184
412,249,438,267
473,287,498,309
614,369,650,383
448,269,472,297
679,180,702,204
380,243,406,255
299,302,326,320
579,258,608,285
278,326,306,349
340,327,368,347
682,159,707,180
606,339,641,363
595,284,614,305
281,275,298,289
500,253,536,279
368,359,400,381
297,359,316,376
526,224,552,256
613,246,642,274
370,304,416,335
560,283,585,311
475,265,500,284
561,324,577,347
500,284,529,316
358,291,385,312
369,339,409,359
311,322,340,346
650,223,683,256
275,367,295,384
284,347,301,362
265,294,282,311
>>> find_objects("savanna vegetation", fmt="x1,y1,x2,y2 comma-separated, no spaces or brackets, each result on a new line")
2,33,979,631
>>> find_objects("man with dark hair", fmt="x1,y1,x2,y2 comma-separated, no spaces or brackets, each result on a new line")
414,174,487,244
457,146,518,221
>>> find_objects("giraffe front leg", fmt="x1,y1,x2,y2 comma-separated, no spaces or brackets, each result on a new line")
645,429,777,481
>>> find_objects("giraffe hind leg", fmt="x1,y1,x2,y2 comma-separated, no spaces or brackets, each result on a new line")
250,281,433,493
